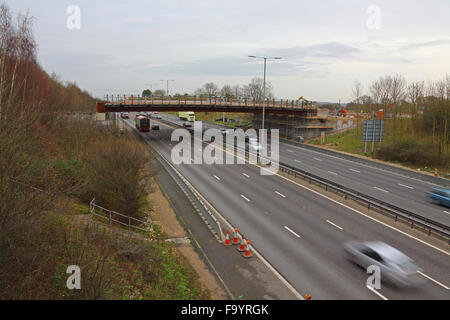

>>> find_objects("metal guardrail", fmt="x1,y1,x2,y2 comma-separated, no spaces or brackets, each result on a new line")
158,118,450,244
276,163,450,243
89,198,150,233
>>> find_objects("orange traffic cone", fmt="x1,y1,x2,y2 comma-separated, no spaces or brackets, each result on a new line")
224,231,231,246
232,228,240,245
305,294,311,300
243,240,252,258
238,235,246,252
435,168,438,177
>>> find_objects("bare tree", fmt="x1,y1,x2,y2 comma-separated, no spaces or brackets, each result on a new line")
352,80,364,105
202,82,219,97
220,84,233,98
243,78,273,102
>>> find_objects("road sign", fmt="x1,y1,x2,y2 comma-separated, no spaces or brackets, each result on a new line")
363,120,384,142
363,120,384,154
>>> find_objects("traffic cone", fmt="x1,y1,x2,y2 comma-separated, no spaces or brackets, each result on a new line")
305,294,311,300
224,231,231,246
237,235,246,252
434,168,438,177
232,228,240,245
243,240,252,258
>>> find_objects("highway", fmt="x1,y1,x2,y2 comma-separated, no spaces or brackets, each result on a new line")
161,113,450,227
126,116,450,300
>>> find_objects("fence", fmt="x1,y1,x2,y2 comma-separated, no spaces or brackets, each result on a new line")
89,198,150,233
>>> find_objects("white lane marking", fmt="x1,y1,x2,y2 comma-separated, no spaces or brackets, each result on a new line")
294,159,302,163
443,211,450,215
258,166,450,256
398,183,414,189
287,149,294,153
373,187,389,193
177,121,450,257
366,285,389,300
242,173,250,178
350,168,361,173
314,157,323,161
328,171,338,175
240,194,251,202
213,175,221,181
275,191,286,198
417,271,449,290
326,220,343,230
284,226,301,238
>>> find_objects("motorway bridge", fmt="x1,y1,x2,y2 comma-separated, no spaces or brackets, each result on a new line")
97,96,318,116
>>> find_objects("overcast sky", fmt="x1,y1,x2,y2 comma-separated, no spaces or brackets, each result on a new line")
7,0,450,102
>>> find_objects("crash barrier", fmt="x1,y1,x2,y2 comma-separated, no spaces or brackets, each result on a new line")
277,164,450,244
154,118,450,244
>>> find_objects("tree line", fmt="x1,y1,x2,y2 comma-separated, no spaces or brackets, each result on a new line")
142,78,274,102
348,75,449,168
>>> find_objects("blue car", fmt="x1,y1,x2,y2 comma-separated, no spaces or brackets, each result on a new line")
428,187,450,208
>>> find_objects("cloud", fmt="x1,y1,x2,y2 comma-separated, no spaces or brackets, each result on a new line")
400,39,450,51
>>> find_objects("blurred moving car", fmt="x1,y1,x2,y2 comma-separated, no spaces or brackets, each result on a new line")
153,112,162,119
249,137,262,151
428,187,450,208
151,123,160,130
343,240,425,287
182,122,192,128
120,112,130,119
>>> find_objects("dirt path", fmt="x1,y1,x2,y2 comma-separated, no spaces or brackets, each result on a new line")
147,178,228,300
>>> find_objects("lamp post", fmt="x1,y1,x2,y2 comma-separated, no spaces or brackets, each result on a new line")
160,79,175,96
248,55,281,145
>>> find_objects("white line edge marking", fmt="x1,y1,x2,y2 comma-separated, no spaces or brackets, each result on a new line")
350,168,361,173
287,149,294,153
328,171,338,175
398,183,414,189
275,191,286,198
444,211,450,215
145,117,450,299
284,226,301,238
240,194,251,202
326,220,343,230
373,186,389,193
242,173,250,178
258,166,450,256
141,128,304,300
294,159,302,163
366,285,388,300
156,120,450,256
213,175,221,181
417,271,449,290
314,157,323,161
278,138,441,187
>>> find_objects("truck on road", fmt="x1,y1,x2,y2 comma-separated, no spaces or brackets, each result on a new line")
179,111,195,122
135,115,150,132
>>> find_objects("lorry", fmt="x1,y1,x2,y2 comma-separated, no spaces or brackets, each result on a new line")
179,111,195,122
135,115,150,132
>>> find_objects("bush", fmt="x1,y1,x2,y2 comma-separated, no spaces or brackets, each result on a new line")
378,139,435,166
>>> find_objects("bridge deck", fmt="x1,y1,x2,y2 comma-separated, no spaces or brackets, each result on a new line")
98,98,317,116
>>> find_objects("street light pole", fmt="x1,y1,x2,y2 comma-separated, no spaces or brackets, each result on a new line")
248,55,281,146
160,79,175,96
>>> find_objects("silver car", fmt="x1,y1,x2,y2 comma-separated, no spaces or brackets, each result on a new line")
343,241,426,287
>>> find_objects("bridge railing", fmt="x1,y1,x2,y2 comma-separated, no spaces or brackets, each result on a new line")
103,95,316,109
